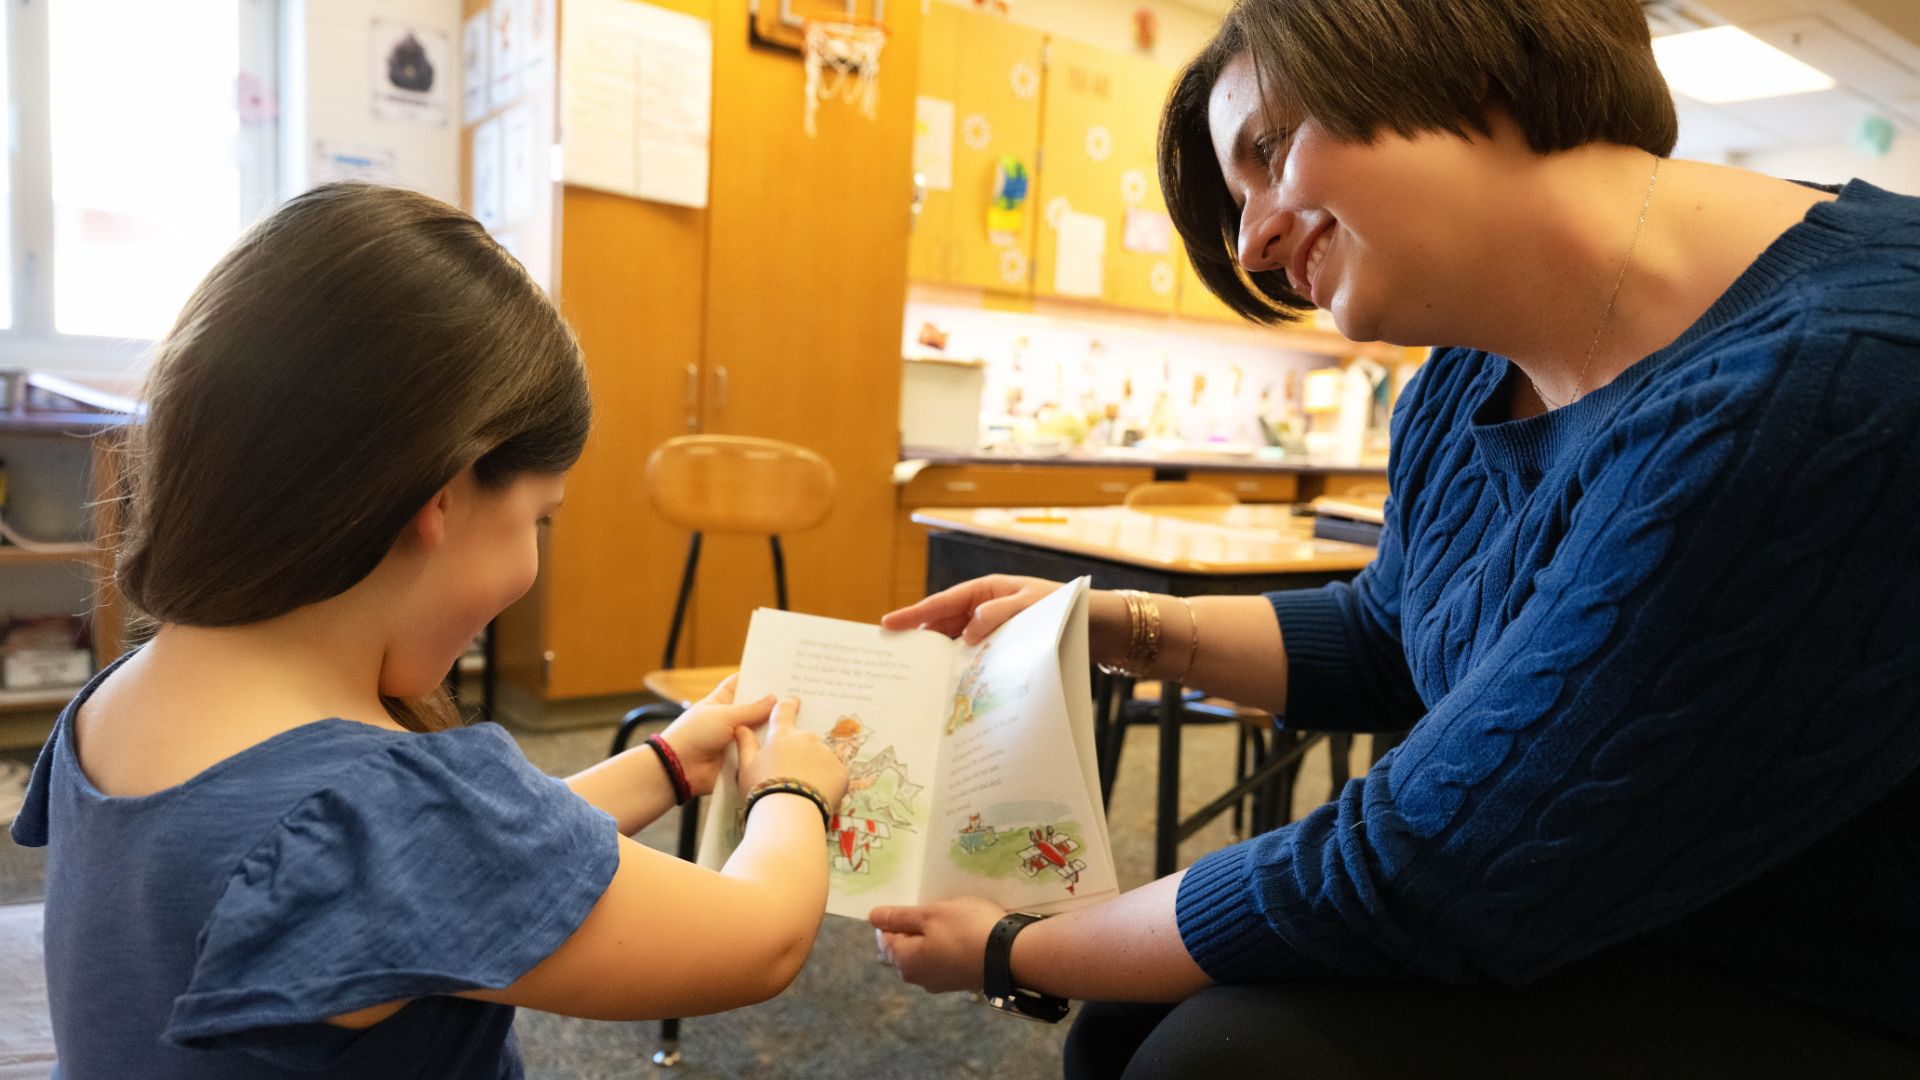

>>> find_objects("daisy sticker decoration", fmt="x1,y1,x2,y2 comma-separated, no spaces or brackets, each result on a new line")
962,113,993,151
1120,168,1148,206
1009,61,1039,100
999,247,1028,286
1150,260,1175,296
1085,125,1112,162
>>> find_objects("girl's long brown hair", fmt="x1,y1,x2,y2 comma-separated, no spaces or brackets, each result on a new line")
114,183,590,731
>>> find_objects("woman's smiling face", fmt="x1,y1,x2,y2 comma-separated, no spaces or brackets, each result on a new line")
1206,51,1496,346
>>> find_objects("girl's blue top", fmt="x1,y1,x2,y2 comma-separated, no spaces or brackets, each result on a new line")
11,656,619,1078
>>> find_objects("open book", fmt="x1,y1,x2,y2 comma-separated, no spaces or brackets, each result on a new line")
696,577,1117,918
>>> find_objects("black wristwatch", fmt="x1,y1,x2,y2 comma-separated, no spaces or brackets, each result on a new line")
982,913,1071,1023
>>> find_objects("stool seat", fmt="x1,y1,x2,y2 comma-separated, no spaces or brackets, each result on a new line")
642,665,739,708
1130,680,1270,722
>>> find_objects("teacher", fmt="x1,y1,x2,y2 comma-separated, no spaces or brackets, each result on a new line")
870,0,1920,1075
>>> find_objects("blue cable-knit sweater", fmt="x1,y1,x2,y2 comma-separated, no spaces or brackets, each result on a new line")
1175,179,1920,1038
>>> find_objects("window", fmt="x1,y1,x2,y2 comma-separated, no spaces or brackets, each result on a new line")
5,0,277,361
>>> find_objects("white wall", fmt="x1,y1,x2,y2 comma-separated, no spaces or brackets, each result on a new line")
282,0,465,205
1734,138,1920,195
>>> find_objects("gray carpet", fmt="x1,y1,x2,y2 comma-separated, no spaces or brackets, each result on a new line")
0,720,1364,1078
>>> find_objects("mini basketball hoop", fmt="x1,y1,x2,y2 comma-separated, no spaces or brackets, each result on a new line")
802,14,888,137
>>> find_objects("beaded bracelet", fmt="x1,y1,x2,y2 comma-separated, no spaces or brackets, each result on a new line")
645,733,693,806
741,776,835,833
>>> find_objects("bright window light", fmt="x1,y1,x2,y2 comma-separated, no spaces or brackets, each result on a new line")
49,1,244,339
1653,25,1836,104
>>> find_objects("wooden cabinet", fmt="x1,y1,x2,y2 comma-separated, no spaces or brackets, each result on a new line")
494,0,922,704
1189,470,1300,504
909,3,1045,296
1031,38,1178,314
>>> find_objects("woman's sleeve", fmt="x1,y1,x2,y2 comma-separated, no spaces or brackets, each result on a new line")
1179,328,1920,986
162,723,618,1061
1262,356,1445,734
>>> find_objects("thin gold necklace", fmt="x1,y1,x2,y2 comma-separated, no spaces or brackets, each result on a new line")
1536,155,1662,410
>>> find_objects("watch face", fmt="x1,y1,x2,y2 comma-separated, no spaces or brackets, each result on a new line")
984,992,1071,1024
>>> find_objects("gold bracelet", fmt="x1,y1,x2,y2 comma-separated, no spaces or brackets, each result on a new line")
1099,589,1163,678
1172,597,1199,685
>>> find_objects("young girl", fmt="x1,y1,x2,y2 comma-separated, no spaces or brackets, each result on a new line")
10,183,849,1078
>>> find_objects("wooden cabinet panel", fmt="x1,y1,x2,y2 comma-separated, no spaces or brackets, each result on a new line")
691,0,924,666
1031,39,1176,314
899,463,1151,507
1190,471,1300,503
908,1,958,284
945,12,1044,294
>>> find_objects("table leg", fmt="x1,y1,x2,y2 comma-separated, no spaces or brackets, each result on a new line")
1156,677,1183,878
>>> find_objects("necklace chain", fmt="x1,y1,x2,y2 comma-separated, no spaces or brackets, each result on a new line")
1536,155,1662,410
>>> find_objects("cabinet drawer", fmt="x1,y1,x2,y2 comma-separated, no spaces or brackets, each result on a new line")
1191,471,1300,503
900,464,1153,507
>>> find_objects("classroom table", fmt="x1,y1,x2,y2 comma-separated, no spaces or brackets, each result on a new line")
911,503,1378,877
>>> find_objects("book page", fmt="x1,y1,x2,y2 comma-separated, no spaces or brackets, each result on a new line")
695,608,955,917
921,578,1119,913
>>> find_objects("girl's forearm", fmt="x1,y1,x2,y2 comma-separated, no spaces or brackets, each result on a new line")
566,749,679,835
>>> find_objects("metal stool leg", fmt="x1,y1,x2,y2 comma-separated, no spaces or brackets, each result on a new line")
608,701,693,1065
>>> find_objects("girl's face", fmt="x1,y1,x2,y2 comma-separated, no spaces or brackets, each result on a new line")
1206,52,1495,346
380,469,565,698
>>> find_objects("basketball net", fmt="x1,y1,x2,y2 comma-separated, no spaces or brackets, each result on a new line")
803,16,888,137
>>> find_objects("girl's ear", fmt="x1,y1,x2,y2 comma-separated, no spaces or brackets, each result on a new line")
409,485,454,552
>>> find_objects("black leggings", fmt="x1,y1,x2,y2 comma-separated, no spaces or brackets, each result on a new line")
1063,944,1920,1080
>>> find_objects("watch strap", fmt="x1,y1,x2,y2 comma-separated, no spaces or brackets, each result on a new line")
982,913,1070,1023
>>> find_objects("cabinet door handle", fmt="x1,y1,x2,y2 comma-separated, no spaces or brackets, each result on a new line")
714,365,729,412
1097,482,1128,494
944,480,978,492
683,363,699,430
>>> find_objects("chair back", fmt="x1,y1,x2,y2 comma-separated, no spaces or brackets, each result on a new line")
646,435,836,536
1122,481,1239,510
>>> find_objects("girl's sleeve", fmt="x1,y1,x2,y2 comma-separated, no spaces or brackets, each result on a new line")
162,723,618,1058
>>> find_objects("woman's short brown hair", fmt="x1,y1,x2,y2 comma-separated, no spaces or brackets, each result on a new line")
115,183,590,729
1161,0,1680,324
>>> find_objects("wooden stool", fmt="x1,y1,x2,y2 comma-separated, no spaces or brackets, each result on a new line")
1122,481,1240,510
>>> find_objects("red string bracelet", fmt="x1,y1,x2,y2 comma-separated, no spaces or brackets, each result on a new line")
645,733,693,805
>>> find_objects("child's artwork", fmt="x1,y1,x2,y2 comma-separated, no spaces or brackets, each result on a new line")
696,578,1115,917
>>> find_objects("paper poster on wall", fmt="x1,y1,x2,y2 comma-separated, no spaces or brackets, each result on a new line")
913,97,955,193
314,140,398,185
371,19,453,126
472,117,505,230
502,103,537,224
462,10,490,123
524,0,555,80
560,0,712,208
490,0,526,111
1122,207,1172,255
1054,211,1107,298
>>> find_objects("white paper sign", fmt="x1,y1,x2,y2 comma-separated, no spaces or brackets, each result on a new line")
914,96,955,193
560,0,712,208
462,10,490,123
1054,211,1107,298
371,19,452,126
314,140,398,185
472,117,504,229
1122,207,1173,255
502,103,537,223
489,0,525,110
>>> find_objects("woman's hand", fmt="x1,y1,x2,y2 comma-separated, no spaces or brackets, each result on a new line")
869,897,1007,993
735,697,850,810
658,674,777,796
881,575,1069,645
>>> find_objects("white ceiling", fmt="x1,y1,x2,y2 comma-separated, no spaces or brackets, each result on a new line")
1152,0,1920,157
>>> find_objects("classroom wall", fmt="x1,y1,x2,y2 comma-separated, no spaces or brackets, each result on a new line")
280,0,466,205
1735,138,1920,195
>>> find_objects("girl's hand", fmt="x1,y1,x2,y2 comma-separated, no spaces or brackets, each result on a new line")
735,697,850,810
659,675,777,797
881,575,1067,645
869,897,1007,993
